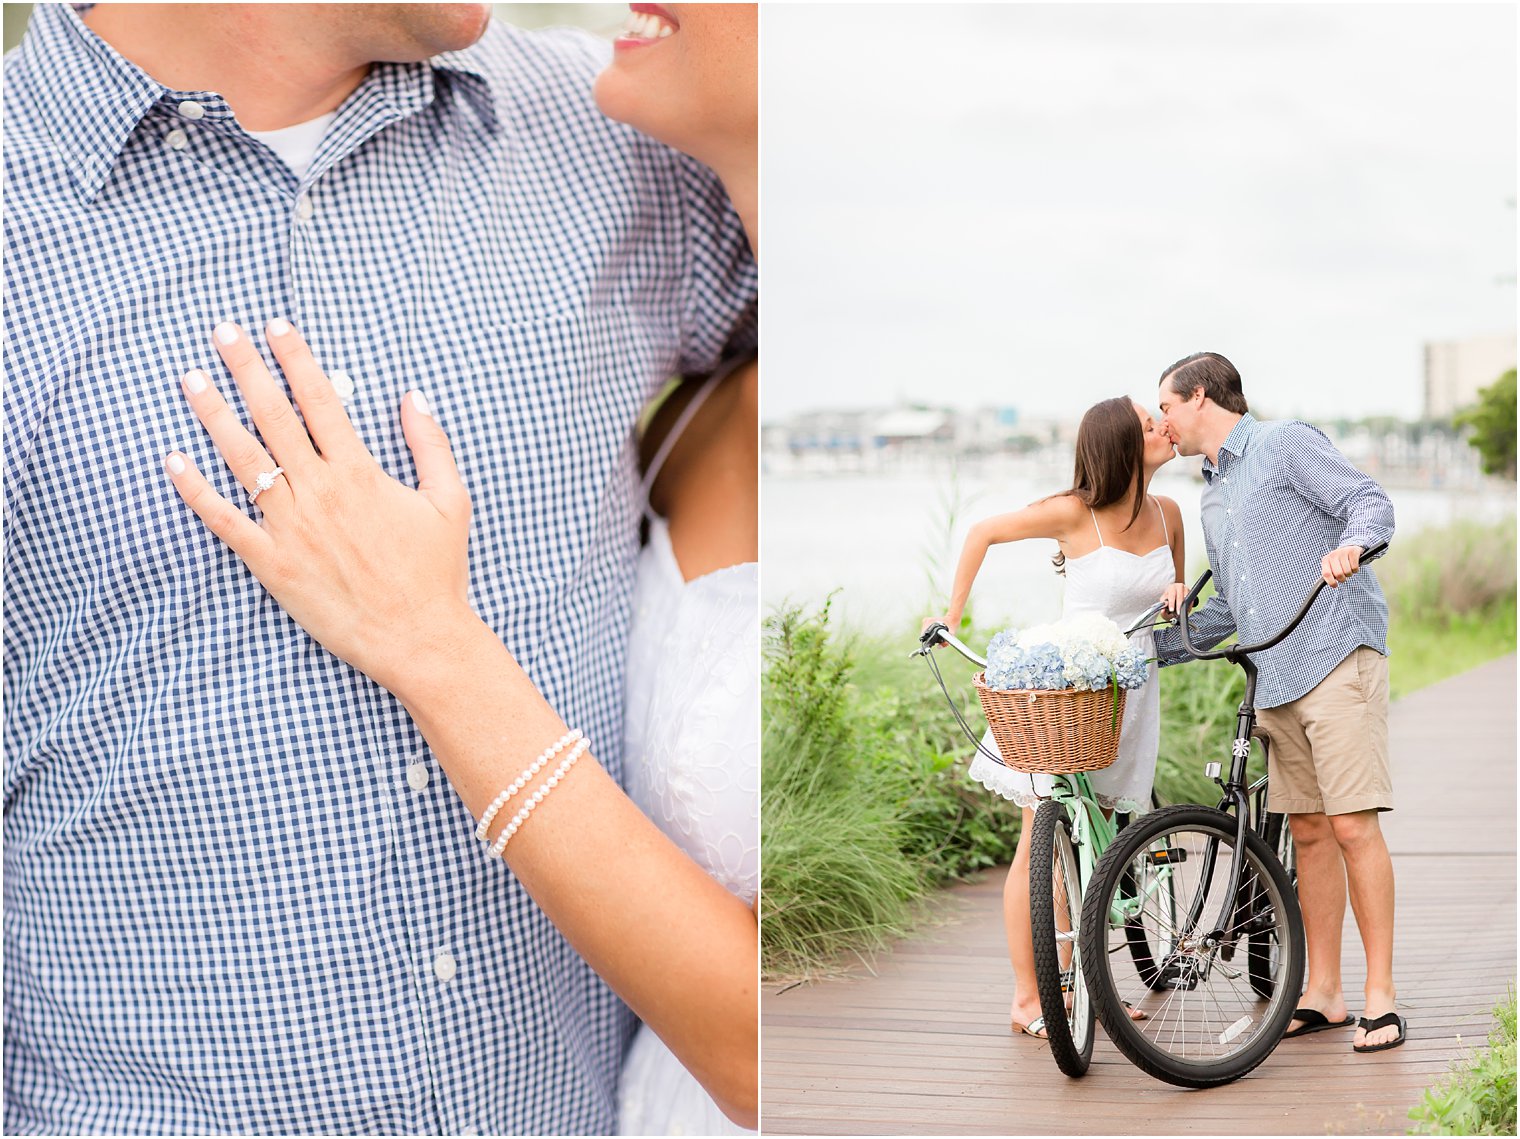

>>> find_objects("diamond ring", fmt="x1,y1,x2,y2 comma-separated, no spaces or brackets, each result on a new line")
247,466,286,506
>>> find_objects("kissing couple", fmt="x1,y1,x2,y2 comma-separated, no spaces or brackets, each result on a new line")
932,352,1402,1053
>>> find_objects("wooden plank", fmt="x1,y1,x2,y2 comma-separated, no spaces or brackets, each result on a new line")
761,654,1518,1135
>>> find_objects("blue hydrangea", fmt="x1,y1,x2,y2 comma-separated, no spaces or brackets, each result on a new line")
982,618,1152,693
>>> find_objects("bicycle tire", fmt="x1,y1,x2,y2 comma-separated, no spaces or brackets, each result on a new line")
1079,804,1305,1088
1249,811,1301,1000
1028,800,1093,1077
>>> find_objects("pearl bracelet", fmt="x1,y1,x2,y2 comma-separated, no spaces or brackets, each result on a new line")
489,736,591,858
475,729,583,842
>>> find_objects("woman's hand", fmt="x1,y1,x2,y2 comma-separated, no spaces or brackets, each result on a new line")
164,319,478,694
1160,582,1189,618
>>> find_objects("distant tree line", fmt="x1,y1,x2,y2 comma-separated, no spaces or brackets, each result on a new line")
1455,368,1518,480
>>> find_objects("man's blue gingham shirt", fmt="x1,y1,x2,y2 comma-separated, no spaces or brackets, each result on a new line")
3,6,756,1134
1153,414,1394,708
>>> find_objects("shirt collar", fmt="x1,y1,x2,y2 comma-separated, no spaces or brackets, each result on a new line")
1201,413,1258,482
21,4,166,202
22,4,499,203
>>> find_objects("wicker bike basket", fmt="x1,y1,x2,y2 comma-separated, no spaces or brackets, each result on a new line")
972,675,1127,774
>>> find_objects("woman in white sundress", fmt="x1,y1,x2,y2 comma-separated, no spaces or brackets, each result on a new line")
617,340,757,1136
927,396,1187,1040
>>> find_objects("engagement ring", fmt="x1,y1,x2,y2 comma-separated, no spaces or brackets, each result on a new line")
248,466,286,506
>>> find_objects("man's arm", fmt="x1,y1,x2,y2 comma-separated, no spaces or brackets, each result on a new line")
1281,423,1396,581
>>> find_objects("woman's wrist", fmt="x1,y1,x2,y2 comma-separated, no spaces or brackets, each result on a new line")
371,603,502,707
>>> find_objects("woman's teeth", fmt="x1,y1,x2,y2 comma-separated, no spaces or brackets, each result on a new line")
622,11,676,39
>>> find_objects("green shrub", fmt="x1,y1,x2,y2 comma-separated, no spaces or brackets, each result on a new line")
1409,989,1517,1135
761,604,1019,977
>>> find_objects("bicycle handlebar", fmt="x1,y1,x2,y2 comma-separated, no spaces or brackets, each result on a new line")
1176,539,1390,662
912,623,988,669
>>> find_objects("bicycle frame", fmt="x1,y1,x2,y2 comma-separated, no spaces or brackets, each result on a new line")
1046,773,1158,929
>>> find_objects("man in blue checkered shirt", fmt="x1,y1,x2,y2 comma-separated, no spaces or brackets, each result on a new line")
4,4,755,1134
1153,352,1404,1053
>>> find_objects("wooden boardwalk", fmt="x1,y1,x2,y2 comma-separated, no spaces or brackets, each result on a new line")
761,654,1517,1135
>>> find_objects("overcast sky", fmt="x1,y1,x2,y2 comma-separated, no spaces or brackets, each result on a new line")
761,3,1516,422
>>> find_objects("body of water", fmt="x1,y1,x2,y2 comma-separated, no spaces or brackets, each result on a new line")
762,460,1516,634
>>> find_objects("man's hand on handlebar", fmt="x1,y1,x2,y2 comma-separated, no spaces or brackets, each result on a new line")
1321,545,1363,588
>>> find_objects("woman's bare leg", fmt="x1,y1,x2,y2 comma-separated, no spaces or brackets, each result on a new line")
1004,807,1043,1032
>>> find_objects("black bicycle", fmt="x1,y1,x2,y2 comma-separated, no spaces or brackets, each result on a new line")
1077,540,1387,1088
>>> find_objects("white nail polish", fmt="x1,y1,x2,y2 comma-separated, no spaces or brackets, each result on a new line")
214,322,239,345
184,369,209,394
166,454,187,475
410,390,432,417
267,318,292,337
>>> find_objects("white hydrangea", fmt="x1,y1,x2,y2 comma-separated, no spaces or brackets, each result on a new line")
985,613,1150,693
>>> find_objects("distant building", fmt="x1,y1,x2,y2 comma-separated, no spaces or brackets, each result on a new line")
1424,333,1517,419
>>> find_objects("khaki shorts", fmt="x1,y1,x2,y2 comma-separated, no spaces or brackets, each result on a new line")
1256,646,1393,816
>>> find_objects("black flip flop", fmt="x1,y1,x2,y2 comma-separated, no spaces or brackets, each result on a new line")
1283,1007,1356,1038
1353,1012,1407,1053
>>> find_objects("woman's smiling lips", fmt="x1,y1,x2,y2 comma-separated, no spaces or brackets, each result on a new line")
616,3,679,50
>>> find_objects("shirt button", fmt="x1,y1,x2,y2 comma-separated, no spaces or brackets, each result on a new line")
296,194,314,221
166,129,188,151
177,100,205,120
433,951,457,983
461,1129,479,1137
406,762,429,791
1233,541,1239,548
329,370,356,401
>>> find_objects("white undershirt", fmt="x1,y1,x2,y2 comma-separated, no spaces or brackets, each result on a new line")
247,112,338,180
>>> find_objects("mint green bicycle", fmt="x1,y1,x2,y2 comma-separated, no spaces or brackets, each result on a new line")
912,622,1176,1078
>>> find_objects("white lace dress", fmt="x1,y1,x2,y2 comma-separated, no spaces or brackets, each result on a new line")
968,505,1173,815
616,515,759,1137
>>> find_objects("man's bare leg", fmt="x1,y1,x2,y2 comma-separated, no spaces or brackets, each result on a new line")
1330,809,1399,1048
1285,811,1350,1032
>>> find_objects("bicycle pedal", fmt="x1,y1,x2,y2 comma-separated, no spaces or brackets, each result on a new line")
1155,959,1200,991
1144,847,1188,865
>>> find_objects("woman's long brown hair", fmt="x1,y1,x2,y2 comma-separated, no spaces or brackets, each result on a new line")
1050,395,1145,573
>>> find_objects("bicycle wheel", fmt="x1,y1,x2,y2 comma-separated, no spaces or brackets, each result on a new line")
1028,800,1093,1077
1248,811,1301,1000
1079,804,1305,1088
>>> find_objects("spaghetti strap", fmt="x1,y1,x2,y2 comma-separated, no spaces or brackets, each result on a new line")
1154,496,1169,544
638,353,753,523
1087,507,1105,548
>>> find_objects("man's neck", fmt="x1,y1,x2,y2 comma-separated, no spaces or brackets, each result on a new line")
82,4,368,130
1202,411,1246,468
